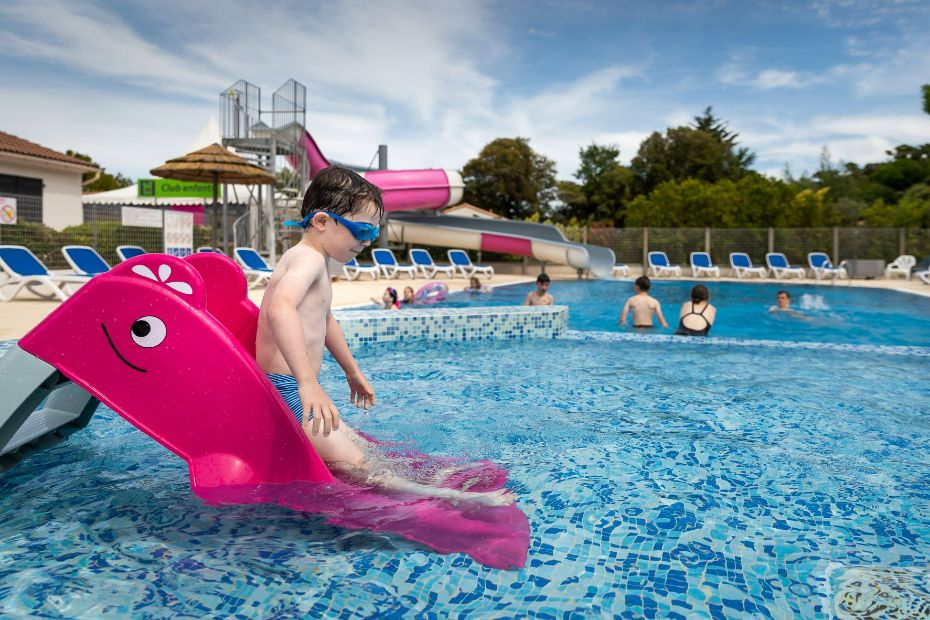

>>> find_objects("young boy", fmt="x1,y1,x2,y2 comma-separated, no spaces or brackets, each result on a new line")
256,166,511,506
523,273,553,306
619,275,668,329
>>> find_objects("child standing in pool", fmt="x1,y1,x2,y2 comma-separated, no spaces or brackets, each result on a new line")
523,273,553,306
619,275,668,329
256,166,511,506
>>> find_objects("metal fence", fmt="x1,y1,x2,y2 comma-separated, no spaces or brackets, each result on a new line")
560,226,929,266
2,216,929,272
0,204,245,270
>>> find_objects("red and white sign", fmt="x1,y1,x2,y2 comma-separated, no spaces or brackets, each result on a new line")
0,197,16,225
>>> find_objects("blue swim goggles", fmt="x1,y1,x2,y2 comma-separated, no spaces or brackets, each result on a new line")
296,210,380,242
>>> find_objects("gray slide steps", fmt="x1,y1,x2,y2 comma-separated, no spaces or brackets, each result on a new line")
0,345,99,473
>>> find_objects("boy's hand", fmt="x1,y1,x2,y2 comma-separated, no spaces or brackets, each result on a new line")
298,382,340,437
346,369,376,411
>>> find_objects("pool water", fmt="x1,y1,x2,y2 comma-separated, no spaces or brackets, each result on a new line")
434,280,930,347
1,335,929,617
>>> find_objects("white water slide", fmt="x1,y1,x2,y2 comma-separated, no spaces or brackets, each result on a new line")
387,214,616,278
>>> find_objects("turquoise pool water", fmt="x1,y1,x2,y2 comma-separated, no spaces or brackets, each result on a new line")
434,280,930,346
1,334,929,617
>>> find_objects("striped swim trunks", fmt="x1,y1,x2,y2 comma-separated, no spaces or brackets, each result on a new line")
266,372,311,423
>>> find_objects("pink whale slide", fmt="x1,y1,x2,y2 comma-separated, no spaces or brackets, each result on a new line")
16,253,529,569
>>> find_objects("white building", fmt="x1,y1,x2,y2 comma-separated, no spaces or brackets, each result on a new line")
0,131,98,231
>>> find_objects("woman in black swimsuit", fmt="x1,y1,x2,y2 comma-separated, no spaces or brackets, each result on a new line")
675,284,716,337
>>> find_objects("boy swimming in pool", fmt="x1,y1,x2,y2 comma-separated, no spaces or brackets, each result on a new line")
256,166,512,506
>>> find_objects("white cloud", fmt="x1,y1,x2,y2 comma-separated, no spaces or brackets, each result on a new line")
717,54,821,91
738,113,930,176
0,0,226,98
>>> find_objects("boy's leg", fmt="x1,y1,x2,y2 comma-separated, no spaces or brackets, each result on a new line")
303,423,367,467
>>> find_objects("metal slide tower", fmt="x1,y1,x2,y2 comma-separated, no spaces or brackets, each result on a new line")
220,79,310,262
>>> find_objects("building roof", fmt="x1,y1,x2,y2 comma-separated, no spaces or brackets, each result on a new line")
442,203,505,219
0,131,98,170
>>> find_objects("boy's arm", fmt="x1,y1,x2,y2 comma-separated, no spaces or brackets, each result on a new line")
266,256,339,435
325,312,376,410
523,292,532,306
655,301,669,328
619,298,631,325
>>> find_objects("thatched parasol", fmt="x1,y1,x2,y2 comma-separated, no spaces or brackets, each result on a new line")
150,143,276,249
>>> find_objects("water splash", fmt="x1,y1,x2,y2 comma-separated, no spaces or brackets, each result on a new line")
799,293,830,311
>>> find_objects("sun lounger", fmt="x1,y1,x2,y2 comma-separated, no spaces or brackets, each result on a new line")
447,249,494,279
61,245,111,276
729,253,767,278
647,251,681,278
807,252,848,281
766,252,805,280
689,252,720,278
372,248,417,279
612,264,630,278
116,245,146,262
342,258,379,281
916,266,930,285
409,249,455,278
197,246,224,253
233,247,274,288
885,255,915,280
0,245,91,302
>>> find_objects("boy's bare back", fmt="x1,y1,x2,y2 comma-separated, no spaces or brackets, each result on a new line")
256,241,332,378
626,294,661,327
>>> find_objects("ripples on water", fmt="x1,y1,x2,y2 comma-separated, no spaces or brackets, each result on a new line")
2,335,929,617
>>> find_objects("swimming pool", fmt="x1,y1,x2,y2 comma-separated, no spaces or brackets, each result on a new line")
1,334,928,617
436,280,930,347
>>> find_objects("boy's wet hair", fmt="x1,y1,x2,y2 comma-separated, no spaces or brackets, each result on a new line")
536,273,550,284
777,290,790,298
301,165,384,221
635,275,651,291
691,284,709,303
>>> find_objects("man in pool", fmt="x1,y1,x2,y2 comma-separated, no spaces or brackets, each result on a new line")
619,275,668,329
256,165,512,507
768,290,810,320
524,273,553,306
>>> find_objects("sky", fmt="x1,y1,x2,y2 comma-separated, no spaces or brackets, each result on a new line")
2,0,929,184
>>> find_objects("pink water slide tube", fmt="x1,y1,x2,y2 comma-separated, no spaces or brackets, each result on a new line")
295,131,463,212
13,253,528,568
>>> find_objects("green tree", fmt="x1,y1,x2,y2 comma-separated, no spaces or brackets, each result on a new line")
66,150,133,193
692,106,756,173
630,126,737,195
781,188,838,227
462,137,558,219
557,143,634,224
862,184,930,227
624,173,799,227
923,84,930,116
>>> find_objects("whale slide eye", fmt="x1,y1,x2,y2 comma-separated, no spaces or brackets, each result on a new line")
130,316,167,348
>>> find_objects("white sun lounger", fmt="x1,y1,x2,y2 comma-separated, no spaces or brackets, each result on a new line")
116,245,146,262
409,248,455,278
807,252,848,281
372,248,417,279
647,251,681,277
689,252,720,278
729,253,767,278
447,249,493,279
0,245,91,302
766,253,805,280
342,258,379,281
233,247,274,288
61,245,111,277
